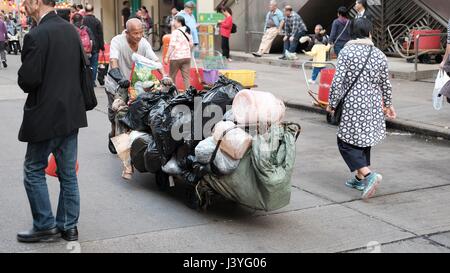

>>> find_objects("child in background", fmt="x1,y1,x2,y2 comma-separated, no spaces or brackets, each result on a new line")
303,39,331,84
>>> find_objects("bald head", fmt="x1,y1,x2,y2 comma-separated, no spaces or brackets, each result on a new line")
85,4,93,12
126,18,143,32
125,18,144,45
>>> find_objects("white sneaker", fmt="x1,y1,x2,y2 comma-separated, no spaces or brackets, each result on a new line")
308,79,316,85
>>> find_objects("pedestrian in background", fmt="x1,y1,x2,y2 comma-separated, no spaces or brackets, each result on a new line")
17,0,88,243
177,1,199,46
165,6,179,34
165,15,193,91
140,6,153,43
280,5,307,60
72,13,95,58
219,6,233,62
440,18,450,69
329,6,351,57
328,18,396,200
354,0,372,20
303,39,331,84
121,1,131,30
0,13,8,68
83,4,105,86
252,0,284,58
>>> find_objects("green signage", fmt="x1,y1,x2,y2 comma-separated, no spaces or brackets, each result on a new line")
198,13,225,24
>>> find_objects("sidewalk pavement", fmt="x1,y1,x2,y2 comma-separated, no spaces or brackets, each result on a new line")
230,51,440,81
222,52,450,140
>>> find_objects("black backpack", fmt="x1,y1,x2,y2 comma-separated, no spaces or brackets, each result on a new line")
231,23,237,34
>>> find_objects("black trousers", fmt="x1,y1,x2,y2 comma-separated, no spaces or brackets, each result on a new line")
221,36,230,59
337,137,371,172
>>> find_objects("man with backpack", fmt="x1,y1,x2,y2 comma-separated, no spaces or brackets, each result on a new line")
83,4,104,86
73,13,95,59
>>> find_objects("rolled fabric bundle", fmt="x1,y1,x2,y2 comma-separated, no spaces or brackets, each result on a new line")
232,89,286,125
213,121,252,160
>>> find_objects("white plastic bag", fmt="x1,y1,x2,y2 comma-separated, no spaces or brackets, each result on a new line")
129,131,148,144
161,156,183,175
433,70,450,110
132,53,163,70
195,137,216,164
214,149,240,175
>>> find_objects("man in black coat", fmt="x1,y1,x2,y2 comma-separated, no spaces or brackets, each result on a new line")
83,4,104,86
354,0,372,21
17,0,87,243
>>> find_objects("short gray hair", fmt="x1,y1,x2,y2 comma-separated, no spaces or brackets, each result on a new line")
270,0,277,5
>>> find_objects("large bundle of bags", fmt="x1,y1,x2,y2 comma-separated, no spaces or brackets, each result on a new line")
115,75,244,178
193,88,298,211
112,70,299,212
202,123,299,211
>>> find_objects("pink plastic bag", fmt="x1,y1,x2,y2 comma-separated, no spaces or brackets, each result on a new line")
213,121,252,160
232,89,286,125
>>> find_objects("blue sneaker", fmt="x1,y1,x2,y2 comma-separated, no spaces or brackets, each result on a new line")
345,177,366,191
362,173,383,200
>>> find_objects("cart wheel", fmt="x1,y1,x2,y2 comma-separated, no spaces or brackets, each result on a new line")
435,55,443,65
155,171,170,192
419,54,431,64
185,186,201,210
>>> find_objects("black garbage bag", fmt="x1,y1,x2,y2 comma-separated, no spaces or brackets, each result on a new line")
148,99,184,165
143,134,161,173
199,75,243,138
202,75,243,112
119,92,163,132
183,163,210,185
130,134,153,173
169,86,199,107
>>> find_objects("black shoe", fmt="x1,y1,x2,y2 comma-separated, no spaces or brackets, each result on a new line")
251,52,262,57
2,61,7,68
17,227,60,243
108,133,117,154
61,227,78,241
279,56,287,60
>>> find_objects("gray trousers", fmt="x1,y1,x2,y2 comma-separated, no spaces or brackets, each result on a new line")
0,41,6,62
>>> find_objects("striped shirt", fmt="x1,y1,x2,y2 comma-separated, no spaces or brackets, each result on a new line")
447,19,450,44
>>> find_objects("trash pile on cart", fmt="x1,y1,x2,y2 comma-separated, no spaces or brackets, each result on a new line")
110,55,301,212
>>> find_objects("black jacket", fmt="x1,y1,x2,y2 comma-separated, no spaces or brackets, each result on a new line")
18,12,87,143
83,14,104,53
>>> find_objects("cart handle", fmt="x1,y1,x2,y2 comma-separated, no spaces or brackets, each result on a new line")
387,24,413,58
301,61,336,105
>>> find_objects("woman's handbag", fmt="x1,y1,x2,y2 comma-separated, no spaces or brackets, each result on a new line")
330,46,373,125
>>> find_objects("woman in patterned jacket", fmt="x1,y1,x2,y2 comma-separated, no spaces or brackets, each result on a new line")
328,18,397,200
